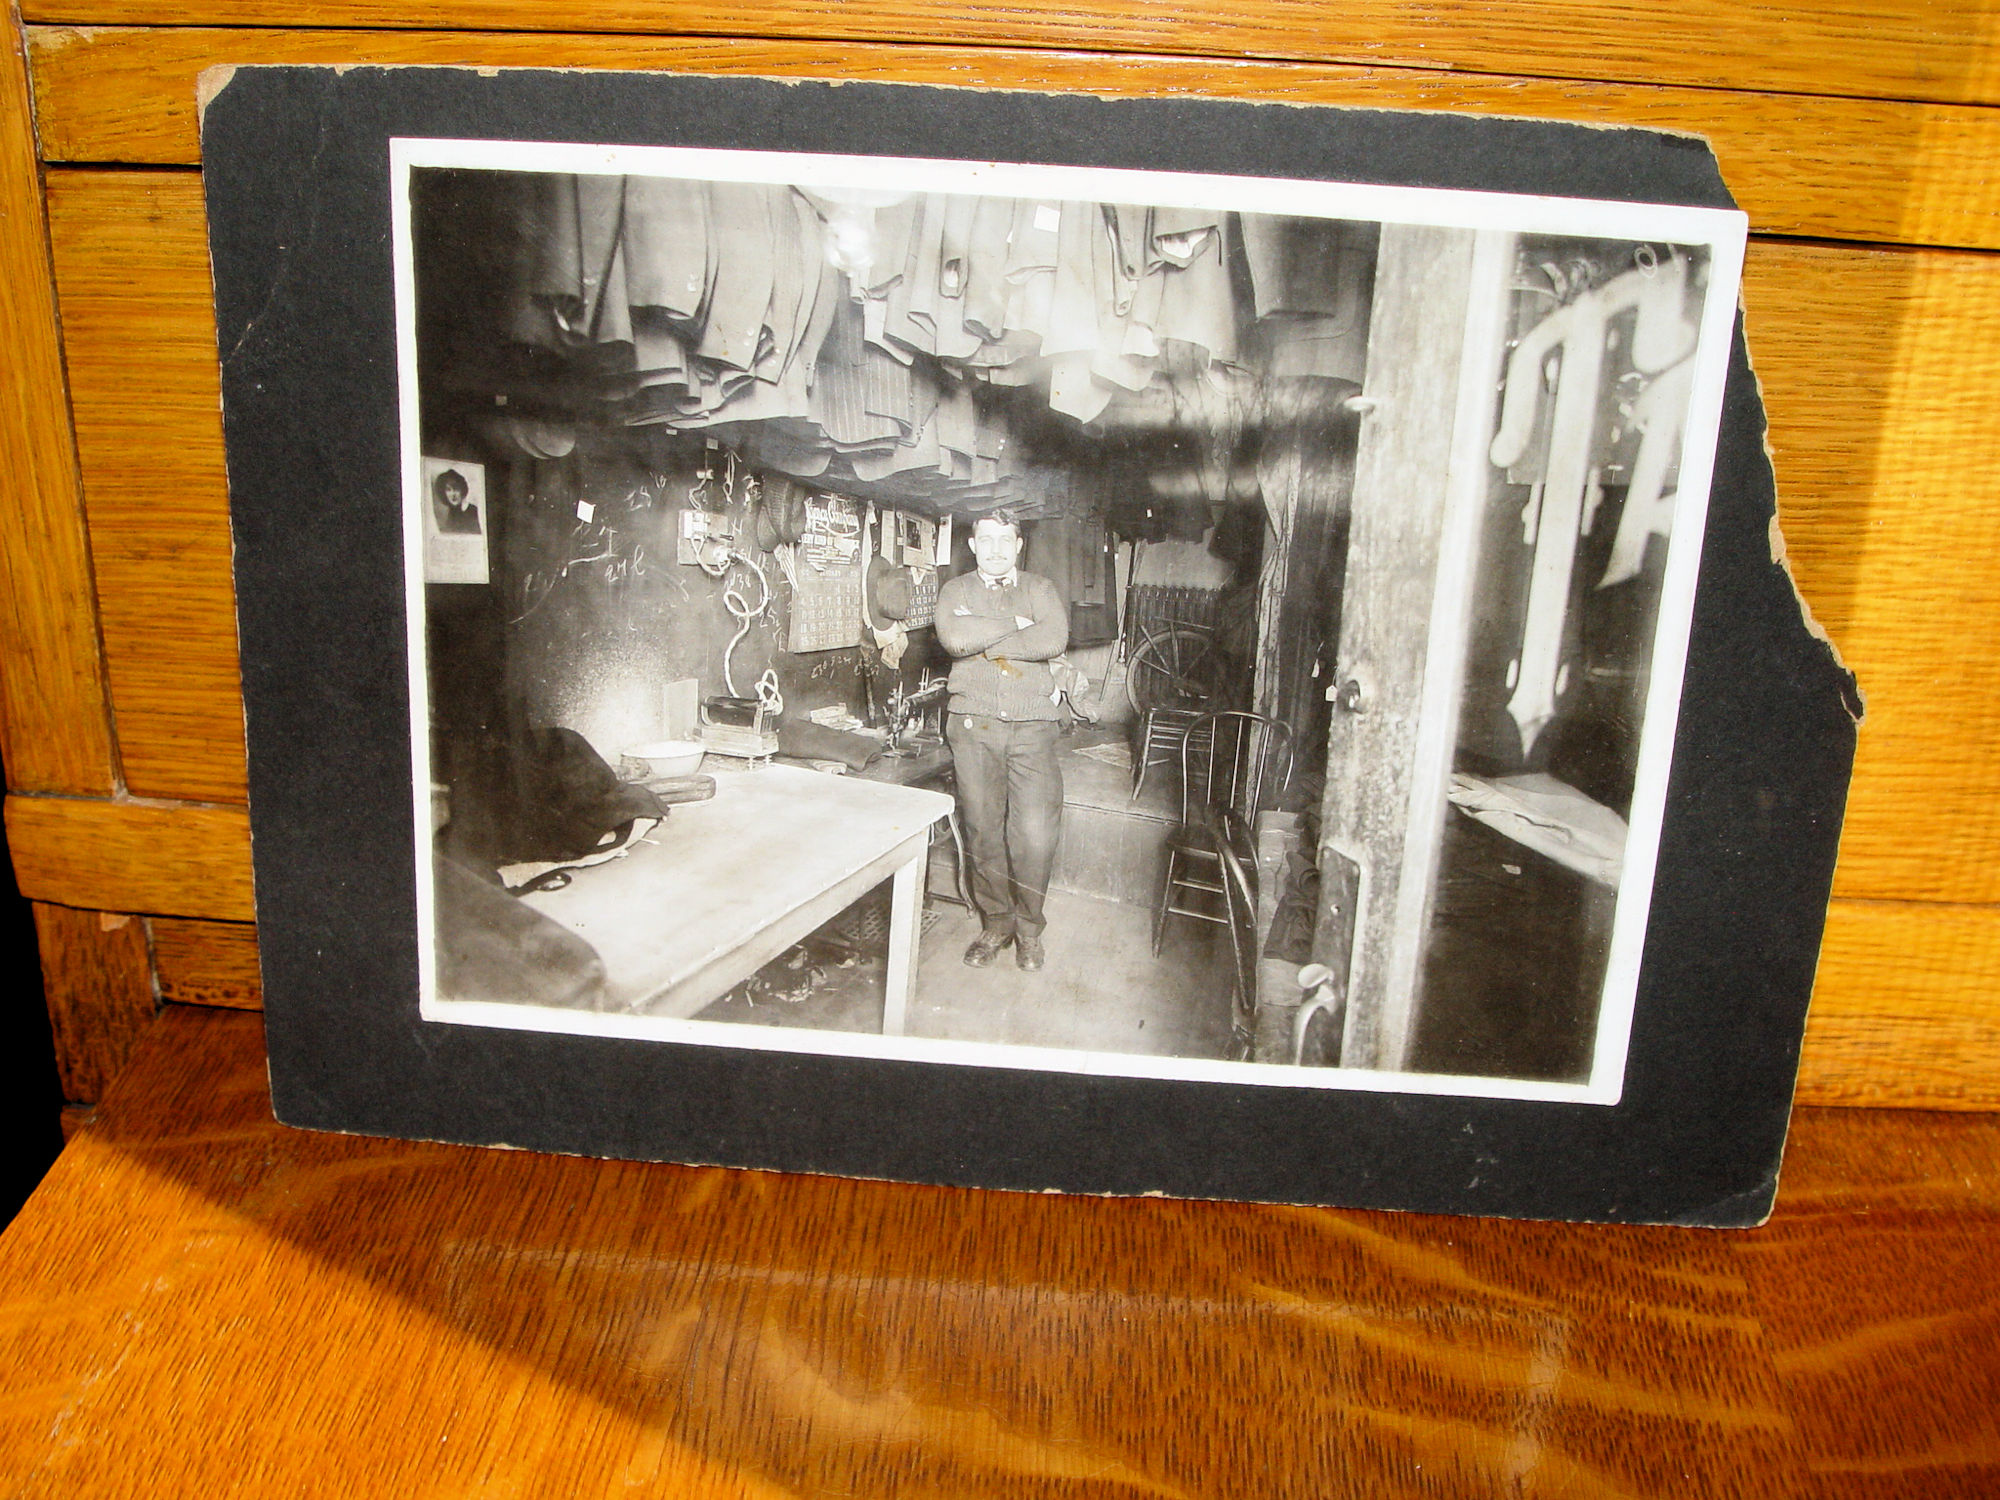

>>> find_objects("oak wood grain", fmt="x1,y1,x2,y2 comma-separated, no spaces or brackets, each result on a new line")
22,26,2000,252
13,0,2000,108
1737,1107,2000,1495
150,915,261,1009
1742,241,2000,908
4,794,254,920
41,167,246,805
0,17,117,795
29,902,157,1103
3,1005,1997,1495
1797,900,2000,1111
29,167,2000,1108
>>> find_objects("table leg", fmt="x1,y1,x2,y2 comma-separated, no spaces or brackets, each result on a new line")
882,837,925,1037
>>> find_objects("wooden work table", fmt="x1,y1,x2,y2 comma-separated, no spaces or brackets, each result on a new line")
1,1004,1995,1496
499,762,950,1029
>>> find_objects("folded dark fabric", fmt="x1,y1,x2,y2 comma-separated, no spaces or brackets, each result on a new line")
433,854,608,1010
776,720,883,770
445,724,668,868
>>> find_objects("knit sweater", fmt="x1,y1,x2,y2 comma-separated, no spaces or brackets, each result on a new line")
934,570,1070,722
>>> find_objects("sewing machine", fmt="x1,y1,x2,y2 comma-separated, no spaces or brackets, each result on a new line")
882,674,948,756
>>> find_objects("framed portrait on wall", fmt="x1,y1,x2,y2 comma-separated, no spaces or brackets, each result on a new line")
421,456,488,583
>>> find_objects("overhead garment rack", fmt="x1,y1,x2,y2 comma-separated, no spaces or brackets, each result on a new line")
424,171,1374,515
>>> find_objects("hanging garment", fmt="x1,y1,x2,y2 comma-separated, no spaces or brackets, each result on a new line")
813,299,909,447
508,173,625,351
1240,215,1374,383
698,182,776,373
622,175,711,322
1001,198,1062,350
886,194,985,361
963,195,1019,341
1088,204,1158,396
1024,515,1120,647
1240,213,1354,319
1150,206,1238,369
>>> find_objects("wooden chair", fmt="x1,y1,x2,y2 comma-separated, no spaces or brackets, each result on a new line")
1130,706,1206,802
1152,712,1293,955
1210,805,1261,1055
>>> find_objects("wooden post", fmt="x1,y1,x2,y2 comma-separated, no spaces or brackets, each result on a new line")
1320,225,1514,1072
32,902,157,1105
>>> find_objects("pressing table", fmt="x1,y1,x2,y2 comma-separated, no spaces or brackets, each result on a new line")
516,762,953,1033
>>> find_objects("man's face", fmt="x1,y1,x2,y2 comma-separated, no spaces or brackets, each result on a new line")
972,520,1022,581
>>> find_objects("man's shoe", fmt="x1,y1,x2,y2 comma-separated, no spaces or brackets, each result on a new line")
1015,934,1045,971
964,929,1014,967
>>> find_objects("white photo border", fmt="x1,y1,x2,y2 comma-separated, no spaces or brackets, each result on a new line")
393,137,1749,1109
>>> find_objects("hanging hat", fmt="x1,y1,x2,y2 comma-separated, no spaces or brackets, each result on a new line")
754,483,783,553
863,555,914,631
775,478,809,545
754,474,808,550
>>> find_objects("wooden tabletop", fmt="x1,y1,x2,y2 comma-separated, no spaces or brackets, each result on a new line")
1,1004,1994,1497
510,763,951,1017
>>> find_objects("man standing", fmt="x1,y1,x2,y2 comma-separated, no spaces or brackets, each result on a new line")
935,512,1070,971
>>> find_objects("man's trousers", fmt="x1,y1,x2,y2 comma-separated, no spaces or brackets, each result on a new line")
946,714,1064,940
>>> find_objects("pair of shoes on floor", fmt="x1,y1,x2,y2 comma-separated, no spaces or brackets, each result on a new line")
963,929,1014,967
963,929,1047,971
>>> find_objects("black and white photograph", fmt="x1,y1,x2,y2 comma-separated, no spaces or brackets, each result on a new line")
398,139,1745,1107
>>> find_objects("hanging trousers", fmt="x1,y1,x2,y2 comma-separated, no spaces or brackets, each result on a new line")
947,714,1064,940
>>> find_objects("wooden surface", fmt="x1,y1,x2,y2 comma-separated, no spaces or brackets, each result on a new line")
27,171,2000,884
24,26,2000,250
150,914,261,1009
0,15,116,796
14,0,2000,107
508,764,947,1019
29,903,156,1103
2,14,1994,1486
13,146,2000,1104
1324,224,1490,1071
1,1003,1995,1497
4,794,255,921
41,165,244,805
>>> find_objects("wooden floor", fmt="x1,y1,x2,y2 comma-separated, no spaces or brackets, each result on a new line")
1,1003,1995,1498
688,886,1237,1056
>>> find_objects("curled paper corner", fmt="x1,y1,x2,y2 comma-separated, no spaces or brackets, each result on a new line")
195,64,237,123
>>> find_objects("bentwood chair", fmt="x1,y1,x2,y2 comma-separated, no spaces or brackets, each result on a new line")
1210,805,1262,1053
1151,711,1293,955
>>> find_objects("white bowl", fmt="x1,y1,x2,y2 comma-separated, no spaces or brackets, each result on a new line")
625,740,706,778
